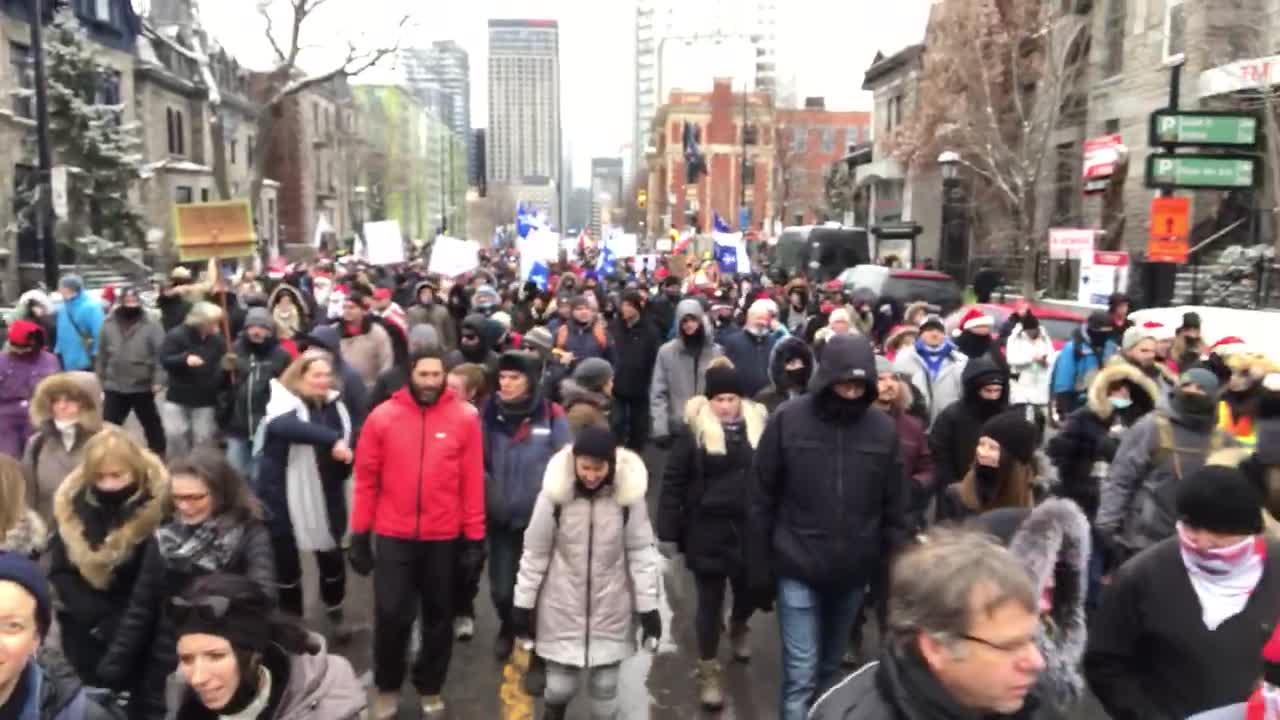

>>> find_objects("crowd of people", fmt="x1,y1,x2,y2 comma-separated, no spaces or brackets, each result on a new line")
0,248,1277,720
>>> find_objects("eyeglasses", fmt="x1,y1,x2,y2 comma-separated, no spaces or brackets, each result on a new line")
172,492,210,505
960,633,1038,656
170,595,232,624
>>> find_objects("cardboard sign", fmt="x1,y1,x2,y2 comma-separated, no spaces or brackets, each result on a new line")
427,235,480,277
363,220,404,265
173,201,257,261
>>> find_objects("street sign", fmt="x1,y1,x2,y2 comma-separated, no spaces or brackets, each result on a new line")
50,166,68,219
1147,196,1190,264
1145,154,1261,189
1083,134,1124,181
1048,228,1095,259
1150,110,1260,148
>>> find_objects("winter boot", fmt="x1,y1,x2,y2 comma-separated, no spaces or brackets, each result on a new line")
542,702,569,720
372,691,398,720
494,630,515,661
729,622,751,663
697,659,725,710
419,694,446,716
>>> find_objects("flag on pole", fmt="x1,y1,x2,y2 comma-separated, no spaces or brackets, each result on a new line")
671,229,693,255
712,231,751,275
713,212,732,233
528,261,551,290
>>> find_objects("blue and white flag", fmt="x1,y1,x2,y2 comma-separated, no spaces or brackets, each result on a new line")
516,202,545,239
527,260,550,290
587,244,616,281
712,231,751,275
713,212,732,233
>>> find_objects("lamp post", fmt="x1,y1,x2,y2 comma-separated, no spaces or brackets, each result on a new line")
937,151,967,278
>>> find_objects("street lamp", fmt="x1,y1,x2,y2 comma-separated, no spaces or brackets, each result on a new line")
937,150,960,180
937,150,967,278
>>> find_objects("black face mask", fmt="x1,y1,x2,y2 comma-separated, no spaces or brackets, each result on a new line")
974,464,1000,505
785,366,810,390
815,387,871,425
956,331,993,359
117,305,143,320
1176,391,1217,418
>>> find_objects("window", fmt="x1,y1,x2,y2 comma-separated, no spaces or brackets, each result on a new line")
886,95,903,132
820,128,834,153
1104,117,1120,134
792,125,806,151
847,127,860,145
166,108,186,155
10,43,32,119
1163,0,1185,63
229,139,237,165
93,0,111,21
200,188,210,202
313,103,320,135
743,159,755,184
1103,0,1125,77
247,136,255,167
176,186,193,204
94,69,120,107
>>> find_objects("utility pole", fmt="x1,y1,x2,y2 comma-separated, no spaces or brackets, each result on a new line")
31,0,58,289
740,81,748,230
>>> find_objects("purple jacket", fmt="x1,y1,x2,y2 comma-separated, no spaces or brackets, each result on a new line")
0,350,59,458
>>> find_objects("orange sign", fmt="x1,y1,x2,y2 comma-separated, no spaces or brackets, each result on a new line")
1147,196,1190,263
173,200,257,261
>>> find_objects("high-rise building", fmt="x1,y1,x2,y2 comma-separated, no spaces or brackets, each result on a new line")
633,0,778,171
400,41,471,182
589,157,624,240
487,18,562,223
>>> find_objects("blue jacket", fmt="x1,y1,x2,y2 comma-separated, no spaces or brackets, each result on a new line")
53,292,104,371
1051,329,1119,403
718,327,777,396
482,394,570,530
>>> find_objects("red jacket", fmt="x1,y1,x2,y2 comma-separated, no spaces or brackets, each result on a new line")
351,386,485,541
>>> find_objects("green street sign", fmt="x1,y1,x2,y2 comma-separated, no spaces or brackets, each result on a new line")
1145,154,1261,190
1150,110,1260,148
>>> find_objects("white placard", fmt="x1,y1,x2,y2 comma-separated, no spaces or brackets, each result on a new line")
1078,251,1130,305
1048,228,1095,260
427,235,480,277
518,228,561,282
363,220,404,265
51,165,68,219
608,232,638,258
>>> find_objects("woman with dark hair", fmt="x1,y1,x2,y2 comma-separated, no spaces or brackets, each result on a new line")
96,450,276,717
937,411,1042,522
165,573,366,719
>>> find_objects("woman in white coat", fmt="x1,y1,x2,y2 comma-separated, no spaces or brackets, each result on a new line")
1006,314,1057,414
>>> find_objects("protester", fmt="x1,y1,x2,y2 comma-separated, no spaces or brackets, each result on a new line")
937,411,1041,521
157,267,195,332
657,361,766,709
753,335,814,415
874,356,934,532
650,299,723,446
407,279,458,352
0,320,58,459
256,353,354,627
369,324,440,409
23,372,105,523
446,362,487,409
1086,464,1280,719
929,357,1011,494
1116,324,1177,404
446,314,501,383
371,287,409,343
1217,350,1275,447
1107,292,1132,346
749,334,908,719
349,347,484,718
159,301,227,459
778,279,811,336
1172,311,1203,372
893,314,966,423
224,308,292,476
953,307,996,360
809,530,1045,719
47,427,167,697
13,289,57,352
554,295,615,367
560,357,614,437
511,425,661,720
96,450,275,716
334,291,394,392
881,323,917,362
93,286,167,456
0,551,117,719
267,283,312,358
53,274,104,372
166,573,366,719
1005,313,1055,413
720,301,779,396
297,324,369,436
609,290,660,450
1051,311,1118,418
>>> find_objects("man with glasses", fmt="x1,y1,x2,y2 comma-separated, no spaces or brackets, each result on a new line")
809,530,1047,719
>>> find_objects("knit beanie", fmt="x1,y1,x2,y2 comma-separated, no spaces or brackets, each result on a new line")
573,424,617,463
979,411,1039,465
171,574,312,656
1121,325,1149,351
704,364,744,399
523,326,554,357
0,552,51,637
1179,367,1221,397
572,357,614,393
1176,465,1264,535
58,274,83,293
919,314,945,334
408,324,440,352
7,319,43,349
243,307,274,333
569,294,591,310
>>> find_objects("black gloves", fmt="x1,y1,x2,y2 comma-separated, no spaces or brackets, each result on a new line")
348,533,374,576
511,606,534,640
459,539,487,581
639,610,662,646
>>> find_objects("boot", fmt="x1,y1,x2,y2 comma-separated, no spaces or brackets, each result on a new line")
729,622,751,663
494,631,514,661
542,702,568,720
697,659,724,710
327,606,352,644
372,691,398,720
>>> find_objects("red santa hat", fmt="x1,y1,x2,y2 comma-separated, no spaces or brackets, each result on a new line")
372,287,393,302
958,307,994,333
7,319,43,348
1209,336,1250,356
1140,320,1174,341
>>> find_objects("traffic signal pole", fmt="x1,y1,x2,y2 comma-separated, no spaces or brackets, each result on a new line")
31,0,58,289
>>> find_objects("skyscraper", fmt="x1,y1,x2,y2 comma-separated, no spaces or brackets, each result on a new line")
633,0,778,171
400,41,471,181
590,157,624,240
487,18,561,211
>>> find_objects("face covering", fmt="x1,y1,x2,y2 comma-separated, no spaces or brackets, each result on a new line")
785,367,809,390
746,325,769,338
1177,522,1265,630
956,331,993,359
1177,391,1217,418
1109,396,1133,410
117,305,143,321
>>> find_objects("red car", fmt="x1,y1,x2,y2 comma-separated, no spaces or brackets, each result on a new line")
944,303,1086,351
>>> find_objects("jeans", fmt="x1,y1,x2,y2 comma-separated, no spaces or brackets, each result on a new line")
160,402,216,459
611,395,649,451
225,436,255,480
103,390,166,455
544,661,620,717
777,577,866,720
487,526,524,632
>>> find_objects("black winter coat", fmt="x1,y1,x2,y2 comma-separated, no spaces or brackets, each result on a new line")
657,398,767,576
155,293,190,332
257,395,351,541
748,335,909,591
96,519,275,718
227,337,292,439
928,358,1009,492
159,325,227,407
609,316,661,400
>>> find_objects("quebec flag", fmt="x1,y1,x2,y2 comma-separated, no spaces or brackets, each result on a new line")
516,202,545,239
527,260,550,291
713,212,732,233
713,231,751,275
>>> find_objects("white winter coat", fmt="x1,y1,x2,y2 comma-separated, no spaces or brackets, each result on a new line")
1006,325,1057,406
514,446,661,668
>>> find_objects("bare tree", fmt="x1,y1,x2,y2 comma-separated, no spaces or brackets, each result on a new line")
893,0,1090,294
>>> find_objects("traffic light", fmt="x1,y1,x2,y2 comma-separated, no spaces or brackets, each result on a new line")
637,189,647,209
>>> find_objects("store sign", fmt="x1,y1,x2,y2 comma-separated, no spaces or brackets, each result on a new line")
1199,54,1280,98
1145,154,1261,189
1083,134,1124,181
1048,228,1095,260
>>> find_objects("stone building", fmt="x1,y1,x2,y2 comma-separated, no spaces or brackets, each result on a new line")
775,99,870,226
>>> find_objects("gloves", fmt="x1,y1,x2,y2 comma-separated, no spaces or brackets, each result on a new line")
657,541,679,559
511,606,534,640
221,352,238,372
639,610,662,646
460,539,487,579
347,533,374,576
653,435,673,450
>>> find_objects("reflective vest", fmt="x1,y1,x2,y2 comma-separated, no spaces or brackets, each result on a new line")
1218,400,1257,448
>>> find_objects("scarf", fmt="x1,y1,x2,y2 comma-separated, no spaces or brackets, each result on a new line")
1177,522,1266,630
914,337,953,380
272,304,300,340
218,667,272,720
155,515,245,574
54,419,77,451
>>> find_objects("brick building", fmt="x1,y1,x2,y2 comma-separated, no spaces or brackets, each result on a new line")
774,100,870,226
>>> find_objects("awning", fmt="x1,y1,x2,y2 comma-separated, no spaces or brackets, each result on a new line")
1197,54,1280,100
854,156,905,187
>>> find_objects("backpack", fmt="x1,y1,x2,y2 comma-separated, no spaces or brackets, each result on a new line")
1151,411,1230,481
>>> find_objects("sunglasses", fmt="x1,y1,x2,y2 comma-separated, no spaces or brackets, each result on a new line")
171,595,232,624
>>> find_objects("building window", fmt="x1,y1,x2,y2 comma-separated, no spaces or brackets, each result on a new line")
1163,0,1185,64
792,126,806,151
886,95,903,132
176,186,193,204
846,127,860,145
1103,0,1125,77
313,103,320,135
229,139,237,165
10,43,32,119
1053,141,1076,223
166,108,186,155
200,188,209,202
93,0,111,22
247,136,255,167
820,128,834,153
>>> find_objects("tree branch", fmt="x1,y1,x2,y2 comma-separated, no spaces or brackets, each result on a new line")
257,1,288,65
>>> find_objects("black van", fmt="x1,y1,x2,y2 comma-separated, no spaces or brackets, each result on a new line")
775,225,873,282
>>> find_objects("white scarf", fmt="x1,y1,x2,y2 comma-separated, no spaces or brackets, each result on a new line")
256,379,351,552
54,419,77,451
219,667,272,720
1178,522,1266,631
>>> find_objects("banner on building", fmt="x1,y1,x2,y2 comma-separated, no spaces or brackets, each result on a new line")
362,220,404,265
173,200,257,261
427,235,480,277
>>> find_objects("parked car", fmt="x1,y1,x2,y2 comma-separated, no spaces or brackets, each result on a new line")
839,265,963,315
944,303,1085,351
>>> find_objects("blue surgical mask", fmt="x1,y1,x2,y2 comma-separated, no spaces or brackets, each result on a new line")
1110,396,1133,410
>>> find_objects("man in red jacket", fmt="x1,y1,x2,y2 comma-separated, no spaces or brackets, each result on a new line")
349,346,485,719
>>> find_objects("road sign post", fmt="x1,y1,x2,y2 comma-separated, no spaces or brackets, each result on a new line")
1147,196,1190,263
1150,110,1260,148
1145,154,1260,190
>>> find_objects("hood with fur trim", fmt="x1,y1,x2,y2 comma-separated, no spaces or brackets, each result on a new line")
682,395,767,453
541,445,648,508
52,443,168,590
28,371,103,431
1086,362,1160,420
268,283,310,314
2,510,47,557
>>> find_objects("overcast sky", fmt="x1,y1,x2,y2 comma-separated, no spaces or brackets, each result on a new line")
196,0,932,185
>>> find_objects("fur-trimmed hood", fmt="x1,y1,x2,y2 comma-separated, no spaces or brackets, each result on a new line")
767,335,814,391
28,371,103,431
52,445,168,590
541,445,648,508
268,284,310,315
1086,361,1160,420
1,510,48,557
682,395,767,453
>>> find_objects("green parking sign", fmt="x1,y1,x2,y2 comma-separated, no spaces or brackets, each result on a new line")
1150,110,1260,148
1145,154,1260,189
